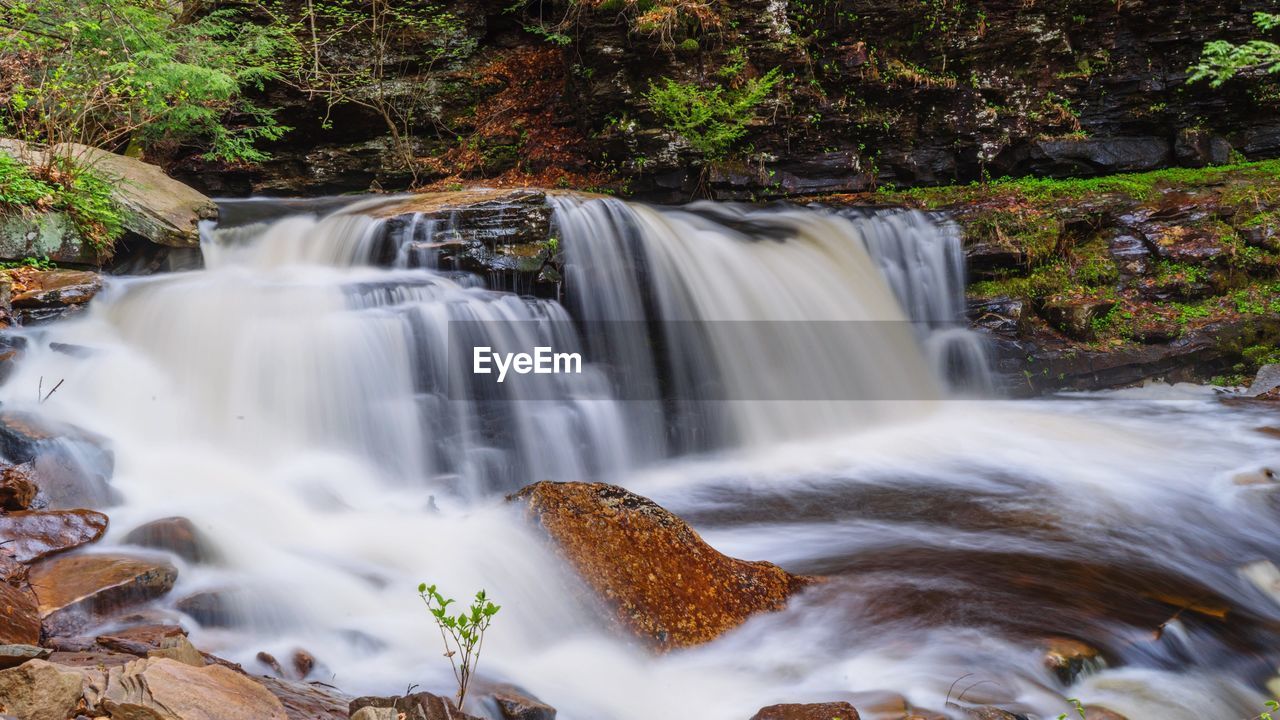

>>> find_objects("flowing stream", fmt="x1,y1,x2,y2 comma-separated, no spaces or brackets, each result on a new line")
3,195,1280,720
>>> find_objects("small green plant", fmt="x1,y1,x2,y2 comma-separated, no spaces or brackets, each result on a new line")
0,153,123,256
1057,697,1086,720
417,583,501,710
644,66,781,160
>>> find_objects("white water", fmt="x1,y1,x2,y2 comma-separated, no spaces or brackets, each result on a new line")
2,196,1278,720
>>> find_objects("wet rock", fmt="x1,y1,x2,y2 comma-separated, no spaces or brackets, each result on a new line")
257,675,350,720
96,624,188,656
144,634,205,667
749,702,860,720
10,269,102,309
1035,296,1116,342
0,643,50,669
349,692,481,720
83,657,288,720
28,552,177,632
0,659,85,720
257,650,284,676
1084,708,1128,720
351,708,398,720
123,516,217,564
511,481,810,651
0,509,108,563
0,411,115,509
968,298,1024,337
476,683,556,720
52,144,218,248
175,589,239,628
291,648,315,679
0,582,40,645
1108,233,1150,277
0,463,37,510
1040,636,1103,684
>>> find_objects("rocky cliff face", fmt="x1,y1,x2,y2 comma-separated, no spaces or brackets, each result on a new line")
166,0,1279,200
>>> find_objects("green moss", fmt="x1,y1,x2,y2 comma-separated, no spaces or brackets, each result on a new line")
878,159,1280,208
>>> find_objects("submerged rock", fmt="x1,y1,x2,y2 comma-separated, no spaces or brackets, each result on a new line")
474,682,557,720
1040,636,1103,684
123,516,218,564
28,552,177,634
0,410,115,509
510,481,810,651
0,463,37,510
0,509,108,563
749,702,860,720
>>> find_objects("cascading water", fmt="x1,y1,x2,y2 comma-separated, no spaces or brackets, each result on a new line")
2,194,1278,720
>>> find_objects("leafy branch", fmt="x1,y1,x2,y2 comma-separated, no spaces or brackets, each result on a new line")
417,583,500,710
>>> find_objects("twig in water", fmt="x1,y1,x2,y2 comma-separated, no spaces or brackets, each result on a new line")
39,377,64,404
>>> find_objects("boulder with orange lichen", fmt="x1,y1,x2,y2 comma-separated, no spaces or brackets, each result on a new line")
510,481,811,651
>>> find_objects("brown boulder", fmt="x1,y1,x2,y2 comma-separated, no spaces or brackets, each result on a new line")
0,659,85,720
0,509,108,563
96,624,188,656
0,582,40,645
123,516,217,564
0,463,37,510
83,656,288,720
510,481,809,651
750,702,860,720
1085,708,1128,720
28,552,177,632
10,269,102,309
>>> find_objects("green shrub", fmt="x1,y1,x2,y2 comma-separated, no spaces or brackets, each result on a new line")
1189,12,1280,87
0,153,122,256
645,67,781,160
1,0,298,162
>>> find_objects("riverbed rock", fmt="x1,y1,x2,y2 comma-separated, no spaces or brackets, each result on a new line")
0,582,40,645
257,676,351,720
28,553,177,634
0,410,115,509
174,589,239,627
349,692,481,720
1084,708,1128,720
96,624,188,656
510,481,810,651
1041,636,1103,684
123,516,217,564
1035,296,1115,342
83,656,289,720
749,702,860,720
0,659,85,720
0,509,108,563
475,683,556,720
0,643,49,669
51,143,217,248
0,463,37,510
10,269,101,309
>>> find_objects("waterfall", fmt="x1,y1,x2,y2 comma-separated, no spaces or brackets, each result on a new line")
1,193,1275,720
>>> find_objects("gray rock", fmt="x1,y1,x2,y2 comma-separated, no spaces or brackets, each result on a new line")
50,143,217,247
0,644,51,669
1247,364,1280,398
